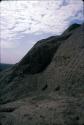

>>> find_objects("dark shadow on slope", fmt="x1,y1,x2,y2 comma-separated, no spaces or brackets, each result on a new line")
16,33,71,75
0,107,16,112
42,84,48,91
68,24,80,32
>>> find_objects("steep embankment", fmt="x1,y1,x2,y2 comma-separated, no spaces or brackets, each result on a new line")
0,23,84,125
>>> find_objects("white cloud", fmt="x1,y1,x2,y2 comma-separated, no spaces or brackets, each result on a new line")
0,1,83,35
1,40,15,48
0,0,84,63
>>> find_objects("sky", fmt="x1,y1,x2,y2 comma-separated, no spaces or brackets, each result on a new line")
0,0,84,64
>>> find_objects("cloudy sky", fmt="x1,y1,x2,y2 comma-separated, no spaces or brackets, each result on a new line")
0,0,84,64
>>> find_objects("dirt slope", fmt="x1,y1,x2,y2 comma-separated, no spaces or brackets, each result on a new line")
0,23,84,125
